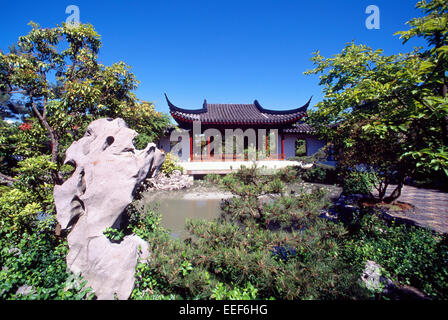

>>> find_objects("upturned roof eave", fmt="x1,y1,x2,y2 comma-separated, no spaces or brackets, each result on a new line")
165,93,312,117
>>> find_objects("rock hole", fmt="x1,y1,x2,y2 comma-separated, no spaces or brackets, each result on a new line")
77,169,86,195
102,136,115,151
64,195,85,234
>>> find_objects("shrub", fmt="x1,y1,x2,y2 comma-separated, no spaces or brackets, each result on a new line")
342,170,378,196
0,188,41,232
103,227,125,242
160,153,183,176
211,281,259,300
131,165,368,300
342,210,448,299
0,169,93,299
0,212,93,300
295,164,337,184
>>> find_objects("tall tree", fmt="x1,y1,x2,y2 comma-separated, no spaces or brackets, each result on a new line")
305,1,448,202
0,22,170,184
396,0,448,148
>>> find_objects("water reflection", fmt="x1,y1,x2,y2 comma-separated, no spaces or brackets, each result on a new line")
149,198,223,239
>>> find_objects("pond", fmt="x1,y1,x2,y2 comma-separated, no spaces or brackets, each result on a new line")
140,181,341,240
153,198,223,239
140,182,233,239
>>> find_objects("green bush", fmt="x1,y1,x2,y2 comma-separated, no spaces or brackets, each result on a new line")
342,170,378,195
0,212,93,300
211,281,259,300
0,156,94,300
343,211,448,299
295,164,337,184
160,153,183,176
131,165,368,300
103,227,125,242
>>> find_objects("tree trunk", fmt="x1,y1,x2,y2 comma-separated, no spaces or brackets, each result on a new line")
374,177,388,202
384,179,404,204
30,99,62,185
378,183,388,201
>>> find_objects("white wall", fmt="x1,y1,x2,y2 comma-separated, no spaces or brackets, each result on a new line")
156,135,191,162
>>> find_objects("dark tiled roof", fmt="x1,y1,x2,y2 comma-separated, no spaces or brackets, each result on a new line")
282,123,315,134
166,94,311,126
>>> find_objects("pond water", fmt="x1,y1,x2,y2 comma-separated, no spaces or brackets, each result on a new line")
153,198,223,239
140,182,233,239
140,181,341,240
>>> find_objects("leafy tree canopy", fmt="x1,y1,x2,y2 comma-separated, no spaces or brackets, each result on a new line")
0,22,170,183
305,0,448,201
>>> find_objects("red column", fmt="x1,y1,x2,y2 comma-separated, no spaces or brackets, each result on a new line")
281,133,285,160
189,132,193,162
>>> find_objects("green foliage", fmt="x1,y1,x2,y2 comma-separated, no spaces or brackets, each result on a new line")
0,21,170,300
343,211,448,299
211,281,259,300
0,121,21,176
135,165,447,300
342,170,378,196
0,188,41,232
11,156,55,215
126,202,165,241
287,148,329,165
160,153,183,176
299,164,337,184
295,139,307,157
132,165,367,300
305,0,448,199
0,21,170,183
0,211,93,300
103,227,125,242
118,101,171,149
304,166,327,183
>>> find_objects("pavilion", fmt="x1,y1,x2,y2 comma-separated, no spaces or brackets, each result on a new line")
157,94,329,163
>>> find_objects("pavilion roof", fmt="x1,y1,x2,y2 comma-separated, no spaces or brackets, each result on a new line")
165,94,311,127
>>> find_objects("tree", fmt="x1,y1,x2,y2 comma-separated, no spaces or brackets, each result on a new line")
395,0,448,171
305,0,448,202
0,22,170,184
112,101,171,150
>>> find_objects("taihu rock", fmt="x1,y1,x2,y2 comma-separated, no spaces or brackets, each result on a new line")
54,118,165,300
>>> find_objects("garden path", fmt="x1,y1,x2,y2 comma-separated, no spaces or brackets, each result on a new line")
382,185,448,234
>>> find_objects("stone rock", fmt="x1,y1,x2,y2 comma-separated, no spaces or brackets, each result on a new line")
144,171,193,191
361,260,430,299
361,260,393,293
15,285,34,296
54,118,163,300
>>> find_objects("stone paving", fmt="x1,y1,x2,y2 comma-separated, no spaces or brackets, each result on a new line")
381,185,448,234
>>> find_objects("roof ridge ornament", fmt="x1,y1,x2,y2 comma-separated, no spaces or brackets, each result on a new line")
164,93,208,114
253,97,312,115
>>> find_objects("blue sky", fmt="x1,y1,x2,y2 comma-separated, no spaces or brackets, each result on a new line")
1,0,426,115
